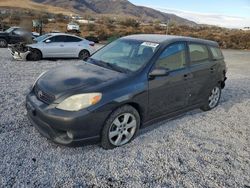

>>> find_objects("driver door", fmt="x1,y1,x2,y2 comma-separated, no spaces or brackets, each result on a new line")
41,35,66,58
148,42,191,119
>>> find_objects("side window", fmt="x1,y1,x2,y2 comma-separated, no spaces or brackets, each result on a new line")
47,36,55,43
12,29,20,35
65,36,82,42
155,43,186,71
53,35,66,42
12,29,25,35
209,46,223,60
188,44,209,63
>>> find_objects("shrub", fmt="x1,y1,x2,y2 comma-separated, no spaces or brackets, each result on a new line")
120,18,139,28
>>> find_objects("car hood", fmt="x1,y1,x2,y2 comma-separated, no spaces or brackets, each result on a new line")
0,32,8,36
36,62,124,98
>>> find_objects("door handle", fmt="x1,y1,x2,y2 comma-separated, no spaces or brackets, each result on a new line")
60,44,64,47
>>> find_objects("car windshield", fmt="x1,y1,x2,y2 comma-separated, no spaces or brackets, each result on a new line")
5,27,16,33
35,34,52,42
89,39,159,72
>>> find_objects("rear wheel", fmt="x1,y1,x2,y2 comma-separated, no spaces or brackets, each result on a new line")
78,50,90,61
101,105,140,149
0,39,7,48
201,85,221,111
27,49,42,61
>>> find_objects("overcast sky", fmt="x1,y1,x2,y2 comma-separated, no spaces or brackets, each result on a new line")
130,0,250,28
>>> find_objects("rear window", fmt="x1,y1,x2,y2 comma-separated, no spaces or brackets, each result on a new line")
189,44,209,63
210,46,224,60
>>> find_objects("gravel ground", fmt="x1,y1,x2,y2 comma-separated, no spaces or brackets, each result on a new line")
0,49,249,188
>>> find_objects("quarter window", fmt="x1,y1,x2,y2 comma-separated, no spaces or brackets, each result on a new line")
189,44,209,63
210,46,223,60
155,43,186,71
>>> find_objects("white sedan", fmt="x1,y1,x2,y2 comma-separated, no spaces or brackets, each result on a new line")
10,33,96,61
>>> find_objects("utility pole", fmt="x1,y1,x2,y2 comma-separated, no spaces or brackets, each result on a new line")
166,19,170,35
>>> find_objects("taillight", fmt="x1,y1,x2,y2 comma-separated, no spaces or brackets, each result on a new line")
89,42,95,47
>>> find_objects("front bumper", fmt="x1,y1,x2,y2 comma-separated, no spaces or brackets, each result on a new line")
8,46,30,61
26,92,111,146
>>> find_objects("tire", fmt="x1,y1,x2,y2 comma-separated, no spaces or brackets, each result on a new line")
201,85,221,111
78,50,90,61
0,39,7,48
27,49,42,61
101,105,140,149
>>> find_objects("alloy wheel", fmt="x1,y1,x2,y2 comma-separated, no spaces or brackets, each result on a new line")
0,40,7,47
79,50,90,60
208,86,221,108
108,113,137,146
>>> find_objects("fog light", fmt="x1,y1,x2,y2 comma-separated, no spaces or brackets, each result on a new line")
67,131,74,139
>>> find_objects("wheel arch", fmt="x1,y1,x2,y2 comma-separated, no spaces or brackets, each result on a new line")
79,49,90,55
31,48,43,58
109,102,145,128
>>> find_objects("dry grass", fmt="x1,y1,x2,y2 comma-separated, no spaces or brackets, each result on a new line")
0,0,73,15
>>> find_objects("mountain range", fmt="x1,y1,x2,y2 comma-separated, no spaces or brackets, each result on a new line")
31,0,197,26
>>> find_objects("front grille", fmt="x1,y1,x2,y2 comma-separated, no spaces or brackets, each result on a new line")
34,85,55,104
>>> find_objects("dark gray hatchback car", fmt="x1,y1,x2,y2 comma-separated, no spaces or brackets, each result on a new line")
26,34,227,149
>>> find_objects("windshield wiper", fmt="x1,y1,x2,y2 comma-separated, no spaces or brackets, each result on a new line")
104,62,131,73
88,58,130,73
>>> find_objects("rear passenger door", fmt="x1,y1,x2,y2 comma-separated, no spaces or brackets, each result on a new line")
187,43,217,105
64,36,83,57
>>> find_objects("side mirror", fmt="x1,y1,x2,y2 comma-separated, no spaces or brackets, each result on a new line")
45,39,51,43
149,68,170,78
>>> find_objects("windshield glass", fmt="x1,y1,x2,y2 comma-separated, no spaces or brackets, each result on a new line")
35,34,52,42
89,39,159,72
5,27,16,33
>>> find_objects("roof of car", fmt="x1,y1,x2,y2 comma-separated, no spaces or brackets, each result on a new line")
47,32,82,38
10,26,21,29
122,34,218,47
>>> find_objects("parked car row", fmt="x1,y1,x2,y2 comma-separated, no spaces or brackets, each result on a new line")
9,32,96,61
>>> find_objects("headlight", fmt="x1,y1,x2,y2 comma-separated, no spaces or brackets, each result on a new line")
56,93,102,111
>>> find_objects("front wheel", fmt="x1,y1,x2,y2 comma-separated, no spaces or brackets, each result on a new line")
0,39,7,48
79,50,90,61
101,105,140,149
27,49,42,61
201,85,221,111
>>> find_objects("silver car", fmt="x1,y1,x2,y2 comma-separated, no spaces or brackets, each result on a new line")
11,33,96,61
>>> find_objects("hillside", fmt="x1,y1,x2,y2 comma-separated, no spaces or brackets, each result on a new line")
31,0,196,26
0,0,73,15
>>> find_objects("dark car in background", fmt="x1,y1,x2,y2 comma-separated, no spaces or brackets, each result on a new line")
85,36,99,43
0,27,33,47
26,34,227,149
